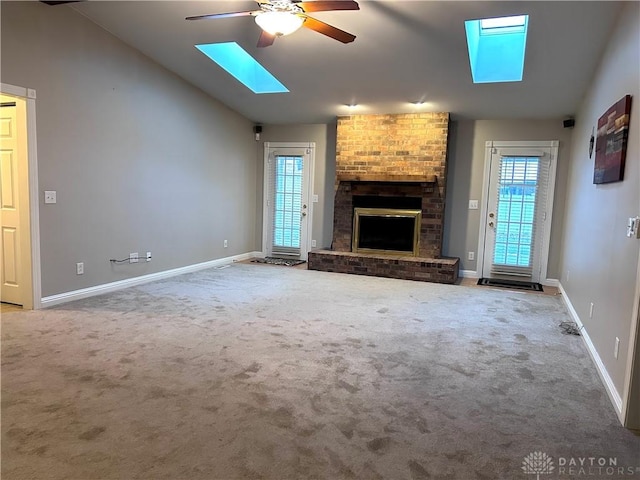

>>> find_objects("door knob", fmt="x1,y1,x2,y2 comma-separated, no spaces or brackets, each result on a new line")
489,221,494,227
489,212,495,218
301,212,307,217
303,204,307,209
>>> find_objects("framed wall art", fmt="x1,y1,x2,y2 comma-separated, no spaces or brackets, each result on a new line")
593,95,632,184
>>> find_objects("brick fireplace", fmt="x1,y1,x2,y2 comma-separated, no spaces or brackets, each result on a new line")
308,113,459,283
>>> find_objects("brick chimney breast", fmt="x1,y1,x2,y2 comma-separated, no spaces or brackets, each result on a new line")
333,113,450,258
336,113,449,182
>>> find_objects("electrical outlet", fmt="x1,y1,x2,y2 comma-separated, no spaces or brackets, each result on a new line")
146,252,152,262
566,270,570,282
468,200,479,210
589,302,594,318
224,239,228,248
311,239,317,248
76,262,84,275
614,337,620,359
468,251,475,261
44,191,57,204
129,252,139,264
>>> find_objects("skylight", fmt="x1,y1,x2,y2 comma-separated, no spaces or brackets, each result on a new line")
465,15,529,83
195,42,289,94
480,15,526,31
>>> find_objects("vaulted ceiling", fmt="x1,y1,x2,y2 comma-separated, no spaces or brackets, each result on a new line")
67,1,623,124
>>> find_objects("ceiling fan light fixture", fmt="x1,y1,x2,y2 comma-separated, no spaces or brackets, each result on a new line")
255,11,304,37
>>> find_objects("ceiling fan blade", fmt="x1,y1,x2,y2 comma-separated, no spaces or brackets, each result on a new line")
297,1,359,13
257,31,277,48
302,16,356,43
186,11,259,21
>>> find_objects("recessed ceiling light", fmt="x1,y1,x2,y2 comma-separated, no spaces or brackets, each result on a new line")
195,42,289,94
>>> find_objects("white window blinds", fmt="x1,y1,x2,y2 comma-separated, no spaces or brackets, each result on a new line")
270,154,303,256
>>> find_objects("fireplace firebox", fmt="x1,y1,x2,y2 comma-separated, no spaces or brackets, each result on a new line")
352,208,422,256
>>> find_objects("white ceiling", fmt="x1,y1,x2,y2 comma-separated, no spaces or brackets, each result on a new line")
68,1,623,124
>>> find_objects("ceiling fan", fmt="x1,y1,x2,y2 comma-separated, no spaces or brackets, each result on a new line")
186,0,360,48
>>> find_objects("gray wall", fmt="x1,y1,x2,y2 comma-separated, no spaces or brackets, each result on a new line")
558,2,639,410
444,120,573,278
259,119,573,279
1,2,257,297
255,124,337,250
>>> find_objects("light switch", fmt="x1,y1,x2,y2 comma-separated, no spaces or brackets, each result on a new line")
44,191,57,204
469,200,479,210
312,194,319,203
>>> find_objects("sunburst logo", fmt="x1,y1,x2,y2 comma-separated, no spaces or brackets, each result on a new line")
522,451,555,479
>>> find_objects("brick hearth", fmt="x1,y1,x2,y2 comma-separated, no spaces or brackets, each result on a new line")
308,113,459,284
308,250,459,284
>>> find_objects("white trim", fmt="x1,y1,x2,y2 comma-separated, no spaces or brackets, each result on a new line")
40,251,261,308
621,224,640,428
476,142,494,280
541,278,559,287
460,269,479,278
478,140,559,284
1,83,27,97
482,140,559,148
1,83,41,309
262,144,270,258
558,282,624,421
26,92,41,309
538,141,559,285
305,147,316,260
620,132,640,428
263,142,312,149
622,286,640,429
261,142,315,260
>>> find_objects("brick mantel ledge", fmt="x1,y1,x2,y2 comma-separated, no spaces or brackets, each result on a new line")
336,174,437,183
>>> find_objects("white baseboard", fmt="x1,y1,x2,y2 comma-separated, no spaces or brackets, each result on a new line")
558,282,623,421
40,251,261,308
542,278,559,287
459,269,479,278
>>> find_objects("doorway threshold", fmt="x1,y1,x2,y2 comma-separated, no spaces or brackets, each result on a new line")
477,277,543,292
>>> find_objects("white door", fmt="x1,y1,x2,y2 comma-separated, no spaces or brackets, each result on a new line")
481,142,557,283
263,143,314,260
1,96,31,306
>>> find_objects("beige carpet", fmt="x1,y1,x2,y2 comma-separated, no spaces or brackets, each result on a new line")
2,263,639,479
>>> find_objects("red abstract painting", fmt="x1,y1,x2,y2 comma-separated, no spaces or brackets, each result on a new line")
594,95,632,184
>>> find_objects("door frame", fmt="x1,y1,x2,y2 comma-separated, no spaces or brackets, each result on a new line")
621,134,640,428
261,142,315,260
1,82,41,309
477,140,559,285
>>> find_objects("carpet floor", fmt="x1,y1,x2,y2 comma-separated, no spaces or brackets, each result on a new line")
2,263,639,479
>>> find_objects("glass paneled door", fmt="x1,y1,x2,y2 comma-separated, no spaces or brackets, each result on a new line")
482,144,555,283
263,143,314,260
